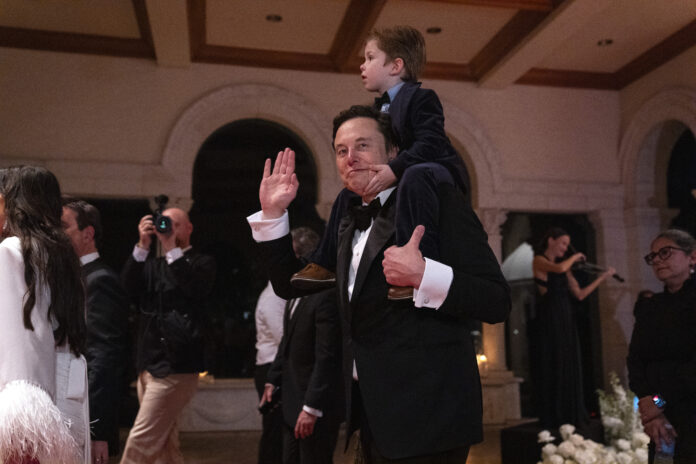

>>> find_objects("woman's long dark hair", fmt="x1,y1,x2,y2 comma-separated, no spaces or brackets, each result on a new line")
0,166,85,355
533,227,569,256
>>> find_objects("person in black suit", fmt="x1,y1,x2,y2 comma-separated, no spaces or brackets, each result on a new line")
248,106,510,463
62,200,130,464
296,27,471,299
120,206,216,464
261,288,343,464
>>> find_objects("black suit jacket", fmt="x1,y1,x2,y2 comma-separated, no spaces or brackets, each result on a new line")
386,81,470,196
121,248,216,376
266,289,344,428
261,186,510,459
311,82,470,270
82,257,130,451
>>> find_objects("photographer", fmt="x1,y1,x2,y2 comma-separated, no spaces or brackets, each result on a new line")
120,201,216,464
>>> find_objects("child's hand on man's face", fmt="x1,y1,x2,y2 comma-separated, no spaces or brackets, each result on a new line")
364,164,397,197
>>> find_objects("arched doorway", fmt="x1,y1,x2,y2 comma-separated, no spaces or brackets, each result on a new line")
191,119,325,378
667,128,696,235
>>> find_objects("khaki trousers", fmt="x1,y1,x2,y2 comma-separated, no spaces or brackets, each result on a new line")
120,371,199,464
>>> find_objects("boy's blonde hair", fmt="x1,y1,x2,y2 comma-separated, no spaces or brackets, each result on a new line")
367,26,426,82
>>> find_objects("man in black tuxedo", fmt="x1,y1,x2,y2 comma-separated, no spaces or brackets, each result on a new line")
248,106,510,462
120,206,216,464
62,200,131,463
261,288,343,464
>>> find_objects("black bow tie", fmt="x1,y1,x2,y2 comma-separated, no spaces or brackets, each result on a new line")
374,92,390,109
350,198,381,231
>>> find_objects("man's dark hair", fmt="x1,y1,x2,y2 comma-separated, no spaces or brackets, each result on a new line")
367,26,426,82
291,227,320,260
63,199,103,249
332,105,399,152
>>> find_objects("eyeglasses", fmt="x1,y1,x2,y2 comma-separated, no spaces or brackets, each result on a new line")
644,246,688,265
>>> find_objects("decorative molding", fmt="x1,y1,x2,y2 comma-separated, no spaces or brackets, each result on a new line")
516,68,618,90
422,0,552,10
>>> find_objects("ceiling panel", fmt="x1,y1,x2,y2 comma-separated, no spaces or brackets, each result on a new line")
375,0,517,63
206,0,349,54
0,0,141,38
538,0,696,73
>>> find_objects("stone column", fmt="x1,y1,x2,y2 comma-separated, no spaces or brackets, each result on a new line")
477,207,522,424
478,208,508,372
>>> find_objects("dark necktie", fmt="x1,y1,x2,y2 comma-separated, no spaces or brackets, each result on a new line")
374,92,390,111
349,198,381,231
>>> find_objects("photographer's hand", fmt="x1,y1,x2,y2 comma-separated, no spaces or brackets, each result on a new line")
137,215,154,250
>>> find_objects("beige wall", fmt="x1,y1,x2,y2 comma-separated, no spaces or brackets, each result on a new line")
4,43,696,390
0,46,621,189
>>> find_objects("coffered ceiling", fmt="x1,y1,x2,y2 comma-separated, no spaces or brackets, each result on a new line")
1,0,695,89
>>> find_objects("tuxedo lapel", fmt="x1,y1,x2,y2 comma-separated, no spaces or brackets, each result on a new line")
351,194,396,300
286,298,301,340
336,213,355,323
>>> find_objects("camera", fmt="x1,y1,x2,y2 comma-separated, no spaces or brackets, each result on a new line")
152,195,172,235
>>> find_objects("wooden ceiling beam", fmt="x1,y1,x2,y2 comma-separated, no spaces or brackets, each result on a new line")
477,0,611,89
328,0,387,73
615,19,696,89
468,10,549,80
417,0,552,11
0,26,154,58
194,45,335,72
132,0,154,51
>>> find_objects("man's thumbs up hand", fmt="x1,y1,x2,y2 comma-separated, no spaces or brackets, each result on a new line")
382,225,426,288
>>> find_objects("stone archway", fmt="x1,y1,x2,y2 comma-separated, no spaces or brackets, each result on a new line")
442,101,502,209
160,83,341,211
620,87,696,291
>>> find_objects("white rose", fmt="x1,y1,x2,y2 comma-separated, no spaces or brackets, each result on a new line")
558,441,577,458
616,451,633,464
601,416,623,429
559,424,576,440
542,444,558,457
570,434,585,446
631,432,650,448
600,451,617,464
634,448,648,463
548,455,564,464
615,439,630,451
539,430,556,443
574,449,598,464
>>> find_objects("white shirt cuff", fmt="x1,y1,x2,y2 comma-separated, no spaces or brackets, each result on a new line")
132,245,149,262
165,247,184,264
303,405,323,417
413,258,453,309
247,210,290,242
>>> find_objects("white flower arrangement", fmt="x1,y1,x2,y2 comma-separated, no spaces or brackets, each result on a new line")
537,373,649,464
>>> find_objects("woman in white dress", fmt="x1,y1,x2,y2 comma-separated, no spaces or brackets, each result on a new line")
0,166,89,464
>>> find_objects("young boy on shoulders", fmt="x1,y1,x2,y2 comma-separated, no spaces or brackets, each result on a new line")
293,26,471,300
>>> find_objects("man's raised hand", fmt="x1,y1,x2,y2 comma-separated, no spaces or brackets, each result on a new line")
259,148,299,219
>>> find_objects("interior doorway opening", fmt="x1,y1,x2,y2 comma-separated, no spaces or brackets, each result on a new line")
191,118,325,378
501,212,603,419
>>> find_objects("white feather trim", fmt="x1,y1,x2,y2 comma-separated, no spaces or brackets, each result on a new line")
0,380,80,464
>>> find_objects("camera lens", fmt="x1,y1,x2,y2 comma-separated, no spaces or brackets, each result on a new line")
154,214,172,234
